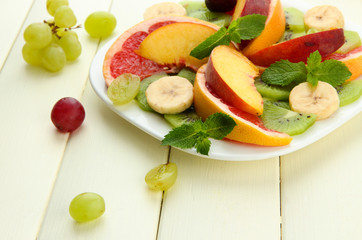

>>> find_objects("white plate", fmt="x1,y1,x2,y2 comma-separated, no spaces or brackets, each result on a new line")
89,0,362,161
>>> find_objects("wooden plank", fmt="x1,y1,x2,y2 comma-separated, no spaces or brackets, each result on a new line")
159,150,281,240
38,0,170,239
281,0,362,239
37,80,169,239
0,0,33,70
0,0,111,239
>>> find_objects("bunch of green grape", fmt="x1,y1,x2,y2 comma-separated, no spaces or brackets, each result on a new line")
22,0,81,72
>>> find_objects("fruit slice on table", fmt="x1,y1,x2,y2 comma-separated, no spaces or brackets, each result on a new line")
145,76,194,114
324,46,362,81
136,21,218,70
336,78,362,106
284,7,305,33
205,45,263,116
135,72,168,112
143,2,187,20
261,100,317,136
304,5,344,31
336,30,361,54
107,73,141,105
164,108,201,128
289,81,340,120
254,78,291,101
103,15,219,86
247,28,345,67
194,64,292,146
232,0,286,57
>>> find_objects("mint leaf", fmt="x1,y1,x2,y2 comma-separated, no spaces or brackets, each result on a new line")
204,112,236,139
306,50,322,69
190,27,230,60
261,60,308,86
195,135,211,155
228,14,267,43
306,72,319,86
161,124,199,148
190,14,266,59
162,113,236,155
308,59,352,87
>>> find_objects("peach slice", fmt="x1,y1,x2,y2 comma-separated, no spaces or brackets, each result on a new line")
232,0,285,57
247,28,345,67
324,46,362,81
136,22,219,70
205,45,263,116
194,64,292,146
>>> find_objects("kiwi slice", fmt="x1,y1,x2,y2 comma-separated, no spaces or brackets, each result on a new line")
261,101,317,136
177,67,196,84
179,1,208,15
336,78,362,106
284,7,305,33
189,11,232,27
263,98,290,110
164,108,201,128
279,30,305,42
135,72,168,112
336,30,362,54
255,78,291,101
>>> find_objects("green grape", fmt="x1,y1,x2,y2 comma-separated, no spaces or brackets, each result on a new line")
47,0,69,16
23,23,52,49
107,73,140,105
58,34,81,61
41,43,66,72
69,192,105,223
54,6,77,28
145,163,177,191
22,43,42,66
84,11,117,38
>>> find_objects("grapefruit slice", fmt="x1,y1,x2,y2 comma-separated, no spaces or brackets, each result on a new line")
103,16,219,86
194,64,292,146
324,46,362,81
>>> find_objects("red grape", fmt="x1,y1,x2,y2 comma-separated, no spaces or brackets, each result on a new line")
205,0,237,12
51,97,85,132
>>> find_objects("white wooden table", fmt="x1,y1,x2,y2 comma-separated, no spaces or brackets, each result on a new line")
0,0,361,239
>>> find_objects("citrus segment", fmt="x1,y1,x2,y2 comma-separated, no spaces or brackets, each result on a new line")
324,46,362,81
194,64,292,146
232,0,285,57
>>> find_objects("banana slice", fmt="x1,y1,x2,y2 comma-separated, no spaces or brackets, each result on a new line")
143,2,187,20
146,76,193,114
304,5,344,31
289,81,340,120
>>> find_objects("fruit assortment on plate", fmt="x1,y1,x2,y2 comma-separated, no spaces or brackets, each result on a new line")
102,0,362,155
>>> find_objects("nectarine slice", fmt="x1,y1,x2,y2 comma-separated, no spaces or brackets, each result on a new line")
205,45,263,116
194,64,292,146
247,28,345,67
136,22,219,70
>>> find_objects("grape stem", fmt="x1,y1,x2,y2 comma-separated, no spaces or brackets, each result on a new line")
43,19,81,39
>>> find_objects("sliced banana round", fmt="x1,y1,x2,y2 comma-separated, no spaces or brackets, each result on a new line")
304,5,344,31
143,2,187,20
289,81,340,120
146,76,193,114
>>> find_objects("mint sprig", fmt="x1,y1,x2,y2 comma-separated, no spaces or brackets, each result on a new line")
261,51,352,87
190,14,267,60
162,112,236,155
